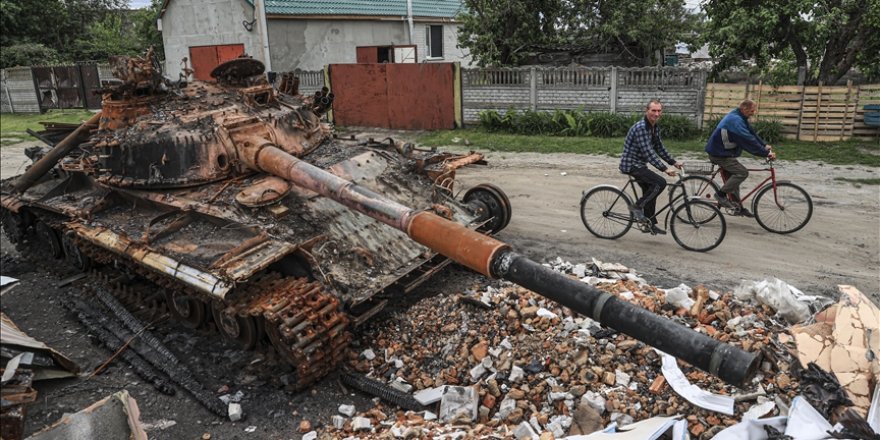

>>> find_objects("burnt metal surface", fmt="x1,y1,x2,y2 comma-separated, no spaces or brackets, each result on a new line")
0,49,497,389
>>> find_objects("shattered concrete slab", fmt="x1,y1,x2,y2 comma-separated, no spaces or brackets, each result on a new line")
791,285,880,414
26,390,147,440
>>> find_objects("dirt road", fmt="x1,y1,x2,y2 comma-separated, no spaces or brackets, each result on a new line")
451,149,880,303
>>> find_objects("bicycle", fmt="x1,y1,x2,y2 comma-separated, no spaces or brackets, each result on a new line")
580,172,727,252
672,159,813,234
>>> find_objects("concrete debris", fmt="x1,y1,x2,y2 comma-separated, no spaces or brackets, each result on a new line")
322,259,878,439
514,420,538,439
351,416,372,431
26,390,147,440
790,285,879,415
301,431,317,440
414,386,447,405
227,403,243,422
330,415,346,430
338,404,356,417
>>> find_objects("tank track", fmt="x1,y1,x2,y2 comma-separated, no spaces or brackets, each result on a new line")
72,234,352,389
0,205,352,391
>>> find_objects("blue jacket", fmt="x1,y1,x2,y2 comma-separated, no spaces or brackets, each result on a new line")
619,118,676,173
705,109,770,158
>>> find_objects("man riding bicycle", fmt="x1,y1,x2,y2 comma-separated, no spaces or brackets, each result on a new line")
705,99,776,216
619,100,683,235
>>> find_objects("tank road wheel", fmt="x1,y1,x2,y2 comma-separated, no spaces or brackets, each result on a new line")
255,276,351,389
35,222,64,259
164,290,207,328
61,231,92,272
463,183,512,234
211,302,260,350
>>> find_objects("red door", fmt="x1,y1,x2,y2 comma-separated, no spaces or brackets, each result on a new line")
189,44,245,81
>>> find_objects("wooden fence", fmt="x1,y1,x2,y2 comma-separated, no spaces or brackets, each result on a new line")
704,82,880,141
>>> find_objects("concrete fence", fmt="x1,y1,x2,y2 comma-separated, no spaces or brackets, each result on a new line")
461,66,709,126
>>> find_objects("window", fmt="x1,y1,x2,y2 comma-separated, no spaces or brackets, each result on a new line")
427,25,443,59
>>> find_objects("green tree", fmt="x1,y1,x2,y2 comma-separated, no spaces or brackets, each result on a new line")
132,0,164,59
456,0,566,66
701,0,880,85
457,0,701,67
1,0,126,62
560,0,701,66
72,14,142,61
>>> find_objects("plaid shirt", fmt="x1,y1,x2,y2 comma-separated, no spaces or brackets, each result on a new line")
619,118,676,173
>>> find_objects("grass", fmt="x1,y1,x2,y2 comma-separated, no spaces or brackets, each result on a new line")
0,109,95,146
416,128,880,167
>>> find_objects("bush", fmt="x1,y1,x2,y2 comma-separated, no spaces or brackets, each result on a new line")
659,114,699,140
1,43,63,69
752,118,784,144
478,110,504,132
586,112,628,137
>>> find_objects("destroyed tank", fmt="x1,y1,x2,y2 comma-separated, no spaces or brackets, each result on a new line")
1,50,759,389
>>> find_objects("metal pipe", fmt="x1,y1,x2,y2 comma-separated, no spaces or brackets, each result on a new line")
491,251,759,386
250,142,759,386
13,111,102,193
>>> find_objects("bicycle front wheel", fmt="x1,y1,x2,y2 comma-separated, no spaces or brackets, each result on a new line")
753,182,813,234
670,176,719,205
670,176,721,224
670,201,726,252
580,186,633,239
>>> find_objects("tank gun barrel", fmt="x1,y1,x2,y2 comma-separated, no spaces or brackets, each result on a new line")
14,112,102,193
248,142,759,386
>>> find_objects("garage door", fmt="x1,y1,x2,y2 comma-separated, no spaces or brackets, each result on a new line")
189,44,245,81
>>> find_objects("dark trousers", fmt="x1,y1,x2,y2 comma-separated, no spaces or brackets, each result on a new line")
628,167,666,224
709,156,749,201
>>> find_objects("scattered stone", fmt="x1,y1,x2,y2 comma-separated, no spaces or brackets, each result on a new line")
302,431,317,440
298,420,311,433
514,421,538,440
330,415,345,429
362,348,376,360
352,416,372,431
338,404,356,417
227,403,242,422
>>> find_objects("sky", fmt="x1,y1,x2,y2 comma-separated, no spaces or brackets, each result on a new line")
128,0,153,9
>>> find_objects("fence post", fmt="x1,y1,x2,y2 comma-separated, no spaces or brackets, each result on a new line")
755,80,763,116
696,70,707,129
610,66,618,113
529,66,537,111
813,81,823,142
841,80,853,141
796,84,806,141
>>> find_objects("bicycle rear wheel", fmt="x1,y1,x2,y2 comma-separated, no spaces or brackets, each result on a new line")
670,201,726,252
753,182,813,234
580,186,633,239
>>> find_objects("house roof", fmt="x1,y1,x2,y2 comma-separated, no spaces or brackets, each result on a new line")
265,0,464,18
160,0,464,20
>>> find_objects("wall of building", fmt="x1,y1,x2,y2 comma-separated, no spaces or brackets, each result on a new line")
161,0,261,79
410,22,471,64
267,19,407,71
267,19,471,71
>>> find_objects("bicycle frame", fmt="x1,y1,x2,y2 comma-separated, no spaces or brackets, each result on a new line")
621,176,689,228
710,164,777,204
